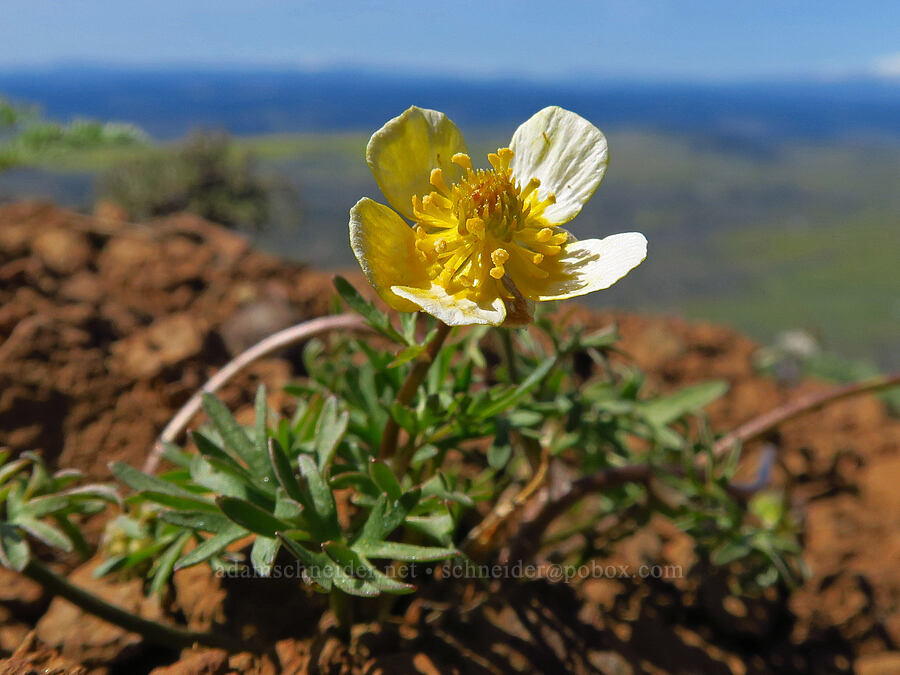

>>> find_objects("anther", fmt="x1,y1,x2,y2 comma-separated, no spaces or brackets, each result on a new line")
491,248,510,266
532,253,544,265
451,153,473,170
430,168,450,194
487,152,503,170
434,238,447,253
489,266,505,279
520,177,541,199
536,228,554,242
466,217,485,238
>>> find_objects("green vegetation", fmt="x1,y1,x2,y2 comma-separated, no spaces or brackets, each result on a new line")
101,283,801,624
96,131,297,230
0,96,146,171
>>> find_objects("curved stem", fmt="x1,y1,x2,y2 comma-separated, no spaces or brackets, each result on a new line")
712,371,900,458
22,558,243,652
143,313,369,473
379,321,451,463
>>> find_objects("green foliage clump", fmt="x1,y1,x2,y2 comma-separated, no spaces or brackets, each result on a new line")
96,131,289,230
0,450,119,572
104,279,803,602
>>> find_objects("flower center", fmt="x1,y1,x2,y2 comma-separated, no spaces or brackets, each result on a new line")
411,148,565,300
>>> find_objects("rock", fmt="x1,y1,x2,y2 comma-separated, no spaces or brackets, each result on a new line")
149,648,228,675
109,313,208,379
31,229,92,276
58,272,105,305
0,631,88,675
219,297,301,355
858,653,900,675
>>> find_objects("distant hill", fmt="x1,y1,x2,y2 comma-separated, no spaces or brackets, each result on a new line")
2,66,900,142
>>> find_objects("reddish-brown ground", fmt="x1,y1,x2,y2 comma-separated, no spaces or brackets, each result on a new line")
0,202,898,674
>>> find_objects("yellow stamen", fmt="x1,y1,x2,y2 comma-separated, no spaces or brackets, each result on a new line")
489,266,505,279
536,228,554,242
520,177,541,199
466,217,485,239
430,167,450,195
532,253,544,265
451,152,473,170
491,248,510,266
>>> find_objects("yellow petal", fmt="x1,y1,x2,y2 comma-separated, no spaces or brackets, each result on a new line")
509,106,609,225
349,198,430,312
391,283,507,326
533,233,647,301
366,106,468,221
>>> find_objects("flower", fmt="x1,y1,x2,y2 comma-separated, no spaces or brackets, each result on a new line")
349,106,647,326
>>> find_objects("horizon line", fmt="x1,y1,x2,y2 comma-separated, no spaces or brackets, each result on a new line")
1,60,898,87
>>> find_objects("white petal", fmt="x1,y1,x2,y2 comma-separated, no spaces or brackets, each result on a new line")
509,106,609,225
366,106,468,221
391,283,507,326
536,233,647,301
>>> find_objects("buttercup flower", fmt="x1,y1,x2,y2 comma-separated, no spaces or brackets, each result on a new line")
349,106,647,326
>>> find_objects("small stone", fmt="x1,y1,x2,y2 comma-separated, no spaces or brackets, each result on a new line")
31,229,93,276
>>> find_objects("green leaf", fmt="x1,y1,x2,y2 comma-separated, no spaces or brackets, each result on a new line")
369,460,402,501
388,345,424,369
314,397,349,473
476,356,556,419
420,474,474,508
330,564,381,597
323,541,414,595
298,456,340,538
269,439,304,502
250,536,279,576
18,494,70,518
640,380,729,427
389,402,418,434
138,491,219,513
160,510,233,533
0,458,30,486
254,385,269,458
0,523,30,572
201,394,271,479
404,511,455,545
110,462,203,501
15,517,72,552
150,531,191,594
191,431,251,476
188,455,252,501
216,496,292,538
356,490,420,544
354,540,458,563
174,525,246,570
276,532,333,591
487,443,512,471
333,276,406,344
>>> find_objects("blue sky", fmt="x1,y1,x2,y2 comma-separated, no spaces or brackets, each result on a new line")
2,0,899,80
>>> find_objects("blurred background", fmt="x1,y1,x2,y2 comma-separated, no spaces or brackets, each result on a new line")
1,0,898,371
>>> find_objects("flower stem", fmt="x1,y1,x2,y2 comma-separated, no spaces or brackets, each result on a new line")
329,589,353,642
22,558,242,652
379,321,451,462
498,328,518,383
